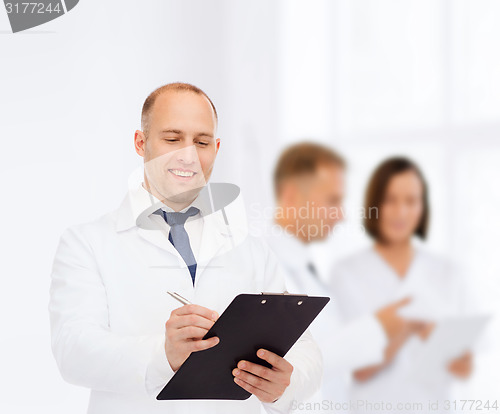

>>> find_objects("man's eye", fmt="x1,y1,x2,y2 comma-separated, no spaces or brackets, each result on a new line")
197,141,209,146
164,138,179,142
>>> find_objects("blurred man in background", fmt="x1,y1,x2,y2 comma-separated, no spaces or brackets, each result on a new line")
266,142,415,408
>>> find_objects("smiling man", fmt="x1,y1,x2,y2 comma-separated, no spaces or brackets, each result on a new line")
48,83,322,414
138,84,218,210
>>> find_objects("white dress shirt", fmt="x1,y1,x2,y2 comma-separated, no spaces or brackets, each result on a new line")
144,182,206,262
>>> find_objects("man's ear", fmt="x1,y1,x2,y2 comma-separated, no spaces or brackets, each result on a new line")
215,138,221,154
134,130,146,157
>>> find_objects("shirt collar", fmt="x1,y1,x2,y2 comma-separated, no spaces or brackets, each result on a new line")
140,183,209,216
116,180,208,232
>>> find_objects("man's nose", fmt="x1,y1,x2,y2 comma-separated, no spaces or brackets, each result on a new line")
176,144,198,165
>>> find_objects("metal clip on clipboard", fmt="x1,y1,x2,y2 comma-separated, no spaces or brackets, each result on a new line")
260,290,309,296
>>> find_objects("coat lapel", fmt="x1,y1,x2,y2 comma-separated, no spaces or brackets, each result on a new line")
116,194,185,268
195,211,233,282
136,225,185,268
115,182,241,279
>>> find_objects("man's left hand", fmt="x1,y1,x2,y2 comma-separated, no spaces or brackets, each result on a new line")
232,348,293,403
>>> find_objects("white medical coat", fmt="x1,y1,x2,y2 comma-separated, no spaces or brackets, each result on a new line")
48,181,322,414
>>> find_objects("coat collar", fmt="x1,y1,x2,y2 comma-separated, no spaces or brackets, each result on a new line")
116,181,211,232
114,175,248,278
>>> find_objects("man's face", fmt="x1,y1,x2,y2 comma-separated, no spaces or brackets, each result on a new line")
282,164,345,242
135,91,220,209
299,165,345,240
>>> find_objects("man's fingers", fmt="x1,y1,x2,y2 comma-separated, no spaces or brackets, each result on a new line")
172,304,219,322
256,349,292,373
175,326,210,341
232,350,292,403
169,313,216,331
233,367,272,391
233,376,276,403
235,360,277,382
188,336,220,352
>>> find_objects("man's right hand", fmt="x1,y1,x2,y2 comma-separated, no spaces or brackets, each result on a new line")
164,304,220,372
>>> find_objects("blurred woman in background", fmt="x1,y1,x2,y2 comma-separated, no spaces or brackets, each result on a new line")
331,157,472,413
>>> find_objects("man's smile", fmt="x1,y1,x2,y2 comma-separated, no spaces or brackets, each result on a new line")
168,168,197,179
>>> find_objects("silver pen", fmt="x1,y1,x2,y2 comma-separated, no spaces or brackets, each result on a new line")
167,291,192,305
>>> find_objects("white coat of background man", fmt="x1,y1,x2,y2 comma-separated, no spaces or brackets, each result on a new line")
48,83,322,414
266,143,416,411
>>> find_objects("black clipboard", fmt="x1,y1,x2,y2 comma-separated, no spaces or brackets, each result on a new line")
156,292,330,400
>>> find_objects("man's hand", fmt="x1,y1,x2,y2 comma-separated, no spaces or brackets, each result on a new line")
164,304,220,372
448,351,473,379
232,349,293,403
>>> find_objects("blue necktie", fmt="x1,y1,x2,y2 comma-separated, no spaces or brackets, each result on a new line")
157,206,199,285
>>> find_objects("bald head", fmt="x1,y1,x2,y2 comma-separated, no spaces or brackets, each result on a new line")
141,82,218,138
